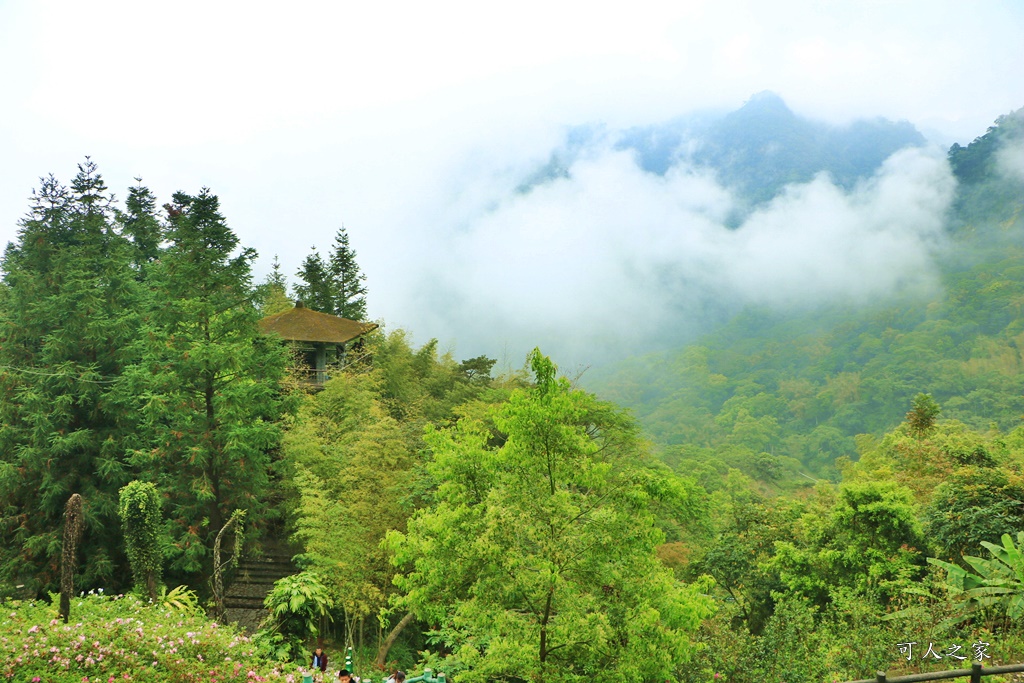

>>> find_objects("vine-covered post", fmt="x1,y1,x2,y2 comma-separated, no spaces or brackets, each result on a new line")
59,493,84,623
117,481,163,600
211,508,246,619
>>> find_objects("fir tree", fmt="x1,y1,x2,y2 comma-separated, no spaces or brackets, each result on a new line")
292,249,333,313
292,227,368,319
118,179,162,269
0,160,141,593
125,189,290,580
328,226,367,320
256,255,293,316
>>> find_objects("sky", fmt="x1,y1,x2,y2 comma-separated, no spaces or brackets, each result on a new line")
1,0,1023,369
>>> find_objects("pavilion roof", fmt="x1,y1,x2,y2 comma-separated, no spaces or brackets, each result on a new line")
258,302,378,344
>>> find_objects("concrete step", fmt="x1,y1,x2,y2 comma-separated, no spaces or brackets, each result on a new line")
224,596,269,609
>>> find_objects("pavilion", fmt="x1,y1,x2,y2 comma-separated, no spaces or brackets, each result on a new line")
258,301,379,384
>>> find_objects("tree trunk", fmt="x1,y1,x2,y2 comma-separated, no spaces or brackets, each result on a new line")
211,511,243,619
374,612,415,670
59,494,84,624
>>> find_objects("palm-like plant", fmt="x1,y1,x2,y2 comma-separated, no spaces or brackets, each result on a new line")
929,531,1024,622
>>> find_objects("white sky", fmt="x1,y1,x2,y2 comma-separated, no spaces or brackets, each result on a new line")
1,0,1023,367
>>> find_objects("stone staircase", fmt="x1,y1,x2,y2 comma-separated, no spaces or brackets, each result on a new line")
221,544,297,632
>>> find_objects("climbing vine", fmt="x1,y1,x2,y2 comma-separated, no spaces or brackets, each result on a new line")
117,481,163,599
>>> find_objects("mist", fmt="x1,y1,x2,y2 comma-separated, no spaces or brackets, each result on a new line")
375,129,955,368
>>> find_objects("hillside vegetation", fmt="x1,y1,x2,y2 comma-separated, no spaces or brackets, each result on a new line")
589,106,1024,484
3,103,1024,683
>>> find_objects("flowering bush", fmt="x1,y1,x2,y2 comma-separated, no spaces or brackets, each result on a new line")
0,592,306,682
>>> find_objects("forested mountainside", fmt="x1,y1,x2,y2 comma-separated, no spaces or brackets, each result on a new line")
588,106,1024,483
520,90,926,225
3,104,1024,683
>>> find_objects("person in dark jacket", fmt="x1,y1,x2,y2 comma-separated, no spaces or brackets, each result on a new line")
311,646,328,673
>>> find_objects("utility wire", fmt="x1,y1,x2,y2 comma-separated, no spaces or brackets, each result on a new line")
0,364,121,384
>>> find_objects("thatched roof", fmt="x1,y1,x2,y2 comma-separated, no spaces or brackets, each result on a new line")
258,302,378,344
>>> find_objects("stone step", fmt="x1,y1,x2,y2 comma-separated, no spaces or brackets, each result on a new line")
234,570,291,583
224,596,269,609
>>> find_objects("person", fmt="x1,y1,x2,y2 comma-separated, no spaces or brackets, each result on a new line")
311,646,328,674
337,669,353,683
385,671,406,683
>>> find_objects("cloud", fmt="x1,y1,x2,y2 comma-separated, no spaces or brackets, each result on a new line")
383,139,955,367
996,137,1024,183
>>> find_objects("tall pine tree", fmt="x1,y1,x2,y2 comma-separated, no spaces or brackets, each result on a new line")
256,255,294,316
292,249,333,313
292,226,368,320
328,226,367,321
125,189,290,579
0,160,142,594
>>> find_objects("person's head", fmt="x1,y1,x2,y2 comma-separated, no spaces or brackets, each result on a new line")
395,672,406,683
315,647,323,654
338,669,352,682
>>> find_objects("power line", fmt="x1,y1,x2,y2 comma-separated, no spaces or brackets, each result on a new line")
0,364,121,384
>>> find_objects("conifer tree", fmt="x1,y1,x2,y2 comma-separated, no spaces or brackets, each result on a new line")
0,160,141,593
292,250,333,313
292,227,368,319
328,226,367,320
256,255,294,316
126,189,290,578
118,179,162,269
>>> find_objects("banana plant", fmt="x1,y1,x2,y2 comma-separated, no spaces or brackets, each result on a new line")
927,531,1024,624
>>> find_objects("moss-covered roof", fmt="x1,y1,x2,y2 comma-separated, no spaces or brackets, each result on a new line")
258,302,378,344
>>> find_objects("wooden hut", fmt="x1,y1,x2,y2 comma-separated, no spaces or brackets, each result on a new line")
258,301,378,384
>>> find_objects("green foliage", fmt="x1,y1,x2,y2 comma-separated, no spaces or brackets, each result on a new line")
158,584,203,616
387,349,715,683
906,393,941,438
117,480,164,599
258,571,334,660
0,591,297,681
257,255,295,316
770,480,926,607
124,188,292,579
292,226,369,320
924,466,1024,561
590,242,1024,481
0,160,142,593
929,532,1024,622
283,330,508,655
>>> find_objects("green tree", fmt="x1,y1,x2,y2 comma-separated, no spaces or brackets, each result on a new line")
328,226,368,320
118,481,163,599
258,571,334,660
929,531,1024,624
292,227,368,319
256,255,293,316
906,393,941,438
292,249,334,314
126,189,290,579
387,349,714,683
118,180,162,269
770,480,926,607
287,372,415,636
0,161,142,593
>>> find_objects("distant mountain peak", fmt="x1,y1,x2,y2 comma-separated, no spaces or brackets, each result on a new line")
738,91,793,117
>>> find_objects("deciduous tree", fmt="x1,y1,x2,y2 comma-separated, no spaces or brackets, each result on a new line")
386,350,714,683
